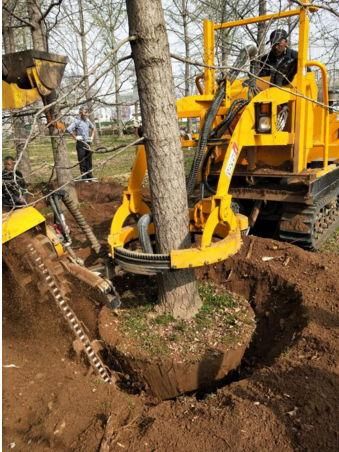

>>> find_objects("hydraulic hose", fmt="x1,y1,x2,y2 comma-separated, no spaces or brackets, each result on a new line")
187,79,226,195
137,213,153,254
201,99,249,195
210,98,248,139
49,195,71,242
186,46,256,196
195,73,204,94
187,45,256,196
60,190,101,254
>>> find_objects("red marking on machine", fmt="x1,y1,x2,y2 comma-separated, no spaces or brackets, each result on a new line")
225,142,239,177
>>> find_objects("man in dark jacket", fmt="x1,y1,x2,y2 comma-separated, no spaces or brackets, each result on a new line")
258,29,298,86
2,156,27,208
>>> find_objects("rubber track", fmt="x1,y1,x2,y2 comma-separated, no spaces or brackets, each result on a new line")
27,243,112,384
279,190,339,250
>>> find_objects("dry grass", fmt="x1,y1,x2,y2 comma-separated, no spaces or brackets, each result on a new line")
3,134,195,186
2,135,137,184
320,228,339,255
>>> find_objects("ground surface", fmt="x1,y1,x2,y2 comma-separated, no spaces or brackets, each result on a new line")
3,182,339,451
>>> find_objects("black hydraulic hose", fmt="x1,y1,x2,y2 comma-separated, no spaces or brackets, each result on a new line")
60,190,101,254
200,99,249,195
187,45,257,196
137,213,153,254
201,147,217,195
210,98,248,139
186,79,226,195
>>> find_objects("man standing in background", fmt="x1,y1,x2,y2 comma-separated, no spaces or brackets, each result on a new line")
67,106,95,181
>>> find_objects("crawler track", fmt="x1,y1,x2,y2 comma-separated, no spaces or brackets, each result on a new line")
279,190,339,249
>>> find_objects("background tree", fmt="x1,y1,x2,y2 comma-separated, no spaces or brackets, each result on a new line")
91,0,127,137
165,0,203,132
26,0,77,202
2,0,32,180
76,0,98,141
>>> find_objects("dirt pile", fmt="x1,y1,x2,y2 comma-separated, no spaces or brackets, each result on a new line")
2,182,338,451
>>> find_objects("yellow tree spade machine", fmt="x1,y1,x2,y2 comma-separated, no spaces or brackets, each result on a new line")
2,50,120,383
109,3,339,276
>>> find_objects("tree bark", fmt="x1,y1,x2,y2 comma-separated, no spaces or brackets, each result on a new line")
257,0,267,56
113,50,123,137
77,0,99,144
182,0,192,134
12,116,32,181
26,0,78,203
126,0,201,320
3,4,32,180
26,0,47,50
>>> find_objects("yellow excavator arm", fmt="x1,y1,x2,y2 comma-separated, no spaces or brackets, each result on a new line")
2,50,67,110
2,49,68,240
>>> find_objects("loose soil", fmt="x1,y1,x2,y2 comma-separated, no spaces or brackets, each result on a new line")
3,181,339,451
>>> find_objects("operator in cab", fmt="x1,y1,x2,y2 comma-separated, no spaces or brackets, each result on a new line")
258,29,298,86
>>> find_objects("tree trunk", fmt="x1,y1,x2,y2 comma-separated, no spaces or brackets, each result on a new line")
2,5,15,52
257,0,267,56
126,0,201,320
113,50,123,137
26,0,78,204
182,1,192,133
3,5,32,180
26,0,47,50
13,116,32,181
44,91,78,192
77,0,99,144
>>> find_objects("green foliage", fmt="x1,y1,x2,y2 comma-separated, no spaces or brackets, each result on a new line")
153,313,175,325
195,282,237,330
198,282,236,311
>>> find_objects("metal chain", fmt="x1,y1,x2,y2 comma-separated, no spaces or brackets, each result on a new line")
27,243,113,384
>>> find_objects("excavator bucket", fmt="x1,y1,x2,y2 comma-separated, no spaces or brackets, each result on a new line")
2,50,68,110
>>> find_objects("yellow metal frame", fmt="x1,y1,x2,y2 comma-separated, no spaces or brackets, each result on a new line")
108,141,248,268
2,207,46,244
2,53,67,110
2,207,65,257
2,80,42,110
109,1,338,271
2,51,67,260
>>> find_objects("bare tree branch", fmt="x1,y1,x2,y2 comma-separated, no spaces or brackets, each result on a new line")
41,0,64,20
2,4,34,28
289,0,339,18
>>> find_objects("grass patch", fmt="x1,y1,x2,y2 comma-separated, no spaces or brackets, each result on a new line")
118,281,255,359
3,135,138,184
3,135,196,187
320,228,339,255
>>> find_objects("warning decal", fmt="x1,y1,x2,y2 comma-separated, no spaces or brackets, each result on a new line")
225,143,239,177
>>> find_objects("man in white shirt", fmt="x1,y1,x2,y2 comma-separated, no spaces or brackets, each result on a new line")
67,106,95,181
